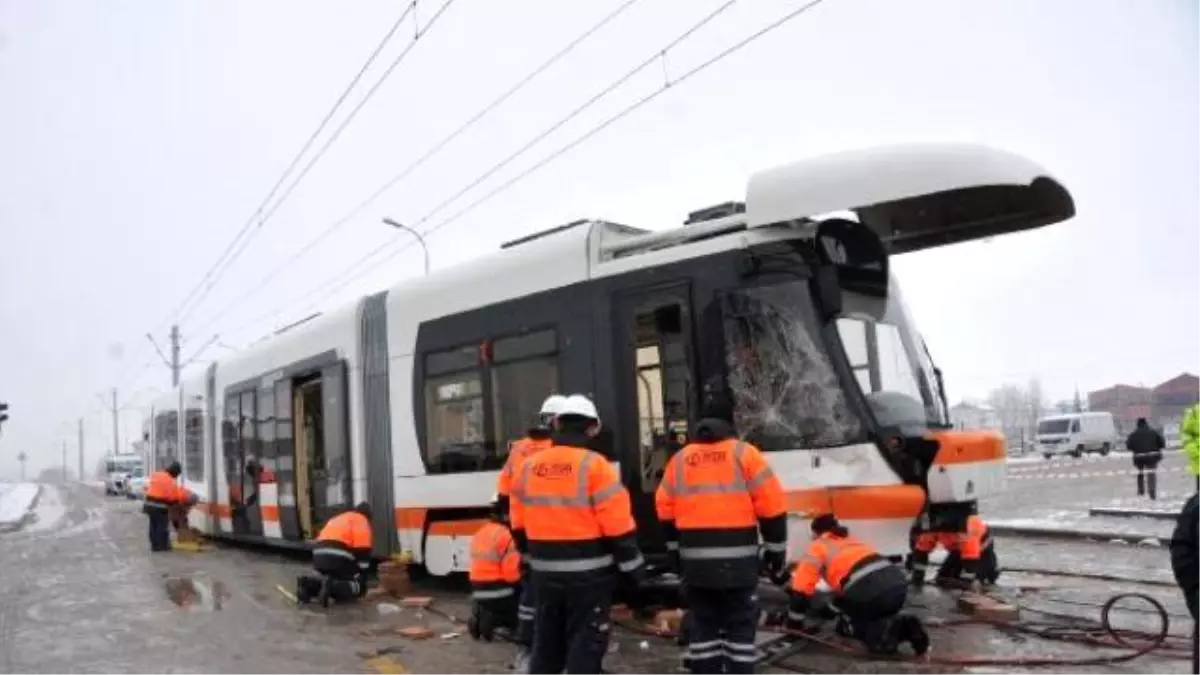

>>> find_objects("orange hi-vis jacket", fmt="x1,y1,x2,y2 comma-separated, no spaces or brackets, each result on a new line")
791,532,891,598
911,515,992,572
469,520,522,601
511,439,644,583
656,437,788,588
144,471,189,511
314,510,374,562
496,435,554,509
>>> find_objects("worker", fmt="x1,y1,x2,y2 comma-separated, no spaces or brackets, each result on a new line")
511,393,645,674
909,512,999,589
1170,490,1198,674
142,461,191,552
1182,403,1198,480
468,494,523,642
656,405,787,674
497,394,566,515
788,515,930,657
497,394,565,670
296,502,374,606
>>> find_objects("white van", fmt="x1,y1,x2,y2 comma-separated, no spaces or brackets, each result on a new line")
1036,412,1116,458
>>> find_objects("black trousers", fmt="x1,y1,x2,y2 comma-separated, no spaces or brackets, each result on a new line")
835,568,928,656
473,593,520,638
517,578,536,648
146,508,171,551
530,578,614,674
683,586,759,674
1137,466,1159,499
939,548,1000,584
305,553,367,602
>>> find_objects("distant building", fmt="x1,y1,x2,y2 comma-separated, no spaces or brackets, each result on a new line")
1088,373,1198,435
1152,373,1199,427
950,402,1000,431
1088,384,1152,435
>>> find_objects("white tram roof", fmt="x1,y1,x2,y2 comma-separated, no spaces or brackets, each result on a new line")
197,142,1073,382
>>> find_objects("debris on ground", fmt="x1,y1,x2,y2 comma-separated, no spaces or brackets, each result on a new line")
957,594,1021,622
378,561,412,597
396,626,435,640
401,596,434,609
439,632,461,640
376,602,402,616
609,604,634,621
652,609,685,635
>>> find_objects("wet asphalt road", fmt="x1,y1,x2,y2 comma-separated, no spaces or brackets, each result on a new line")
0,482,1195,674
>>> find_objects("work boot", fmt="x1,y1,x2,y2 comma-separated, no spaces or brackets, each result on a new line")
295,576,311,604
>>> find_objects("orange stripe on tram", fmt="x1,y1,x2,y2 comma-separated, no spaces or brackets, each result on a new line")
926,430,1006,466
785,485,925,520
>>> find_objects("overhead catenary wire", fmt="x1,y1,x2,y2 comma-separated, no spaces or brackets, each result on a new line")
156,2,424,334
225,0,830,339
184,0,648,339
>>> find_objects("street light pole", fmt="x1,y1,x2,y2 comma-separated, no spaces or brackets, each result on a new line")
382,218,430,276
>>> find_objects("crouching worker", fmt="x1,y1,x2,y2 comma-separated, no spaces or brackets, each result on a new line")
296,502,374,606
143,461,193,552
910,513,998,590
788,515,930,657
468,495,523,642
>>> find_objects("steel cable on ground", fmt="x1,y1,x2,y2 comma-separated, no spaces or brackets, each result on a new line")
153,2,422,335
226,0,829,339
184,0,645,339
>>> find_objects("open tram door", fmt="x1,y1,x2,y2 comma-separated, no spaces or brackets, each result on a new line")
612,282,698,558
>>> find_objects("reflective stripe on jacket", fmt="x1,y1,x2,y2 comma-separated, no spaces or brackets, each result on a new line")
144,471,187,510
655,437,787,588
314,510,373,561
791,533,889,597
510,440,643,583
469,520,521,599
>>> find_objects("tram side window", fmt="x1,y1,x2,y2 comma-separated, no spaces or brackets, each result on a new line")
184,407,204,481
424,344,489,473
491,329,559,455
155,411,179,467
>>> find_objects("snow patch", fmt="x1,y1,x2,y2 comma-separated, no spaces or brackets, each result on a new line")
0,483,42,531
23,484,66,533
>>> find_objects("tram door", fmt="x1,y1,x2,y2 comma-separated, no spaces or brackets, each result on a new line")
612,282,697,554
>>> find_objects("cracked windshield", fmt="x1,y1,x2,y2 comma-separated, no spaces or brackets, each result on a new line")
0,1,1195,673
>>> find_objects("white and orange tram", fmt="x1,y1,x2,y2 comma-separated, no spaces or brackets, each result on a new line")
143,143,1075,576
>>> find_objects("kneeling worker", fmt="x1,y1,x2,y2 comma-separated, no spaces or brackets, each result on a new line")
788,515,929,657
468,494,523,642
910,512,998,590
297,502,374,606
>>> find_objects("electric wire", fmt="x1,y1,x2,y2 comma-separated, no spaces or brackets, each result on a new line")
184,0,647,339
222,0,828,339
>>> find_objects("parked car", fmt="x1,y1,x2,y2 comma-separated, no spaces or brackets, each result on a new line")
1036,412,1117,458
104,471,129,496
124,469,148,500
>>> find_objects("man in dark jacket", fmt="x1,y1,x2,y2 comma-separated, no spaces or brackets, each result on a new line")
1170,493,1198,674
1126,418,1165,500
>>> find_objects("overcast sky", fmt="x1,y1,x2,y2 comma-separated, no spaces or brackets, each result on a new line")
0,0,1196,478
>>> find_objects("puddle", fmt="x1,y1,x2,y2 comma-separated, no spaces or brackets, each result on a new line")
163,576,231,611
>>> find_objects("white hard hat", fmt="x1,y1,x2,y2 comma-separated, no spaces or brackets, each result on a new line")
540,394,568,416
558,394,600,422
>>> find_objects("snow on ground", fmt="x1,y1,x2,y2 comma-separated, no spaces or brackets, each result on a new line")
23,484,66,533
0,483,42,531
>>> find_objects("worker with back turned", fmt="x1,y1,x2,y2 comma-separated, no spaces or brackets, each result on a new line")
511,393,645,674
296,502,375,606
468,494,523,643
656,403,787,674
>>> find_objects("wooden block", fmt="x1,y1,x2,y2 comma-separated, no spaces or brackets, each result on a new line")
653,609,684,634
957,594,1019,622
396,626,434,640
401,596,433,609
609,604,634,621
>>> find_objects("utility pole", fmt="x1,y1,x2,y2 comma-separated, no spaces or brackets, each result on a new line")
78,418,86,482
170,324,181,387
111,388,120,456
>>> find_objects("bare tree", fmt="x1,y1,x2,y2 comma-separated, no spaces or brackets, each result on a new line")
987,384,1027,443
